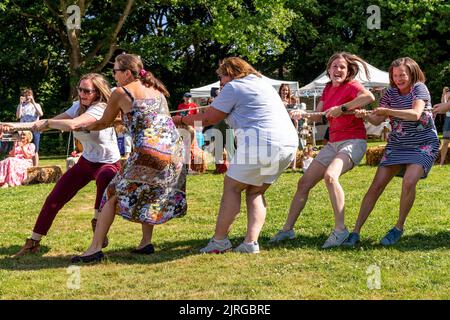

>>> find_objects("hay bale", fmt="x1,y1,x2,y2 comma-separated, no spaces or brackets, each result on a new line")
366,146,385,166
295,149,319,168
24,165,63,185
191,149,208,173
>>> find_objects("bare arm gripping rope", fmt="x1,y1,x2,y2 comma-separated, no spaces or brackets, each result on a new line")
286,107,433,118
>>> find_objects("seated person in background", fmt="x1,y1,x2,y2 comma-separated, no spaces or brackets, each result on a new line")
0,133,16,160
177,93,198,116
0,130,35,188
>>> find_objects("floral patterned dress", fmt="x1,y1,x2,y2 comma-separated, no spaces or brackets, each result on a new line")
379,83,439,178
100,90,187,224
0,143,35,187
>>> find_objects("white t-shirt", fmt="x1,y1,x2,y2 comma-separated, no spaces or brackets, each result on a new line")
65,101,121,163
211,74,299,157
19,102,41,122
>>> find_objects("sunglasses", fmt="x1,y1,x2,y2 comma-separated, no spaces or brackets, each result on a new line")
113,68,127,75
77,87,97,95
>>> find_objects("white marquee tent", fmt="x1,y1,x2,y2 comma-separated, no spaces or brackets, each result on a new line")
190,75,299,98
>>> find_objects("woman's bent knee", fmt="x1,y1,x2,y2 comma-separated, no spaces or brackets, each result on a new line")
323,172,339,186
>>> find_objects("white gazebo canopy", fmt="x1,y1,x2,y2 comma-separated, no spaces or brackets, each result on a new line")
297,62,390,98
190,75,299,98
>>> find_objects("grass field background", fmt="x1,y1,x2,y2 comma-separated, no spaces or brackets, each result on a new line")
0,151,448,299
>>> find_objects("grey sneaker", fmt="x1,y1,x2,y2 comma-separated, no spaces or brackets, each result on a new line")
233,241,260,254
322,228,349,249
268,229,295,243
380,227,403,246
199,237,232,254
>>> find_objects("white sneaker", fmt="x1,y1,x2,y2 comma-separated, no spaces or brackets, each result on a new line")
322,228,349,249
268,229,295,243
199,237,232,254
233,241,260,254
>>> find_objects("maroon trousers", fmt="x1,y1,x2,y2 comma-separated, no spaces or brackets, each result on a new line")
33,156,121,236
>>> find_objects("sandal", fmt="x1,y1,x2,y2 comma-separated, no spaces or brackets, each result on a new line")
12,238,41,257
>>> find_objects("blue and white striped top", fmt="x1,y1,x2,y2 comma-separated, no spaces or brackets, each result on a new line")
379,82,439,177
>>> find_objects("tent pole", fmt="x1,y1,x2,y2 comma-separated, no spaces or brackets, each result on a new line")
312,93,317,147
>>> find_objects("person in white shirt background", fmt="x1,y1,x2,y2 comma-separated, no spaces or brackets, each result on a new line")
16,88,43,166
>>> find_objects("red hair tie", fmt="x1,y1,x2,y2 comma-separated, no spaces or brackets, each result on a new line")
139,69,147,77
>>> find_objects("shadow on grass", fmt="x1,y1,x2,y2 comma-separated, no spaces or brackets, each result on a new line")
261,231,450,252
0,238,210,271
0,231,448,270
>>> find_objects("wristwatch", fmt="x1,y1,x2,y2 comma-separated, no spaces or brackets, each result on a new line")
340,104,348,112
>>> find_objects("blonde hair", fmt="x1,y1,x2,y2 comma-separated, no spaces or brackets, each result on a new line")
388,57,425,88
326,52,370,84
115,53,170,97
20,131,33,144
77,73,111,115
216,57,261,80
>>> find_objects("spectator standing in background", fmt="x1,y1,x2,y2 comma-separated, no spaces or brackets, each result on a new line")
16,89,43,166
177,93,199,116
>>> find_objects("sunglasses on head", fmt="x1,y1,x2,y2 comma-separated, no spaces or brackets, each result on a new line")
113,68,127,75
77,87,97,95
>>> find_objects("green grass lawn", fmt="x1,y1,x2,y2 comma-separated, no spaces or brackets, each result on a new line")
0,155,448,299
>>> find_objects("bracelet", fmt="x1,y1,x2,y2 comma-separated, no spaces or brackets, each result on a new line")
44,119,49,129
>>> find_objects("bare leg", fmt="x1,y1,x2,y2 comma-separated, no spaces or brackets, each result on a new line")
440,139,449,165
81,196,117,256
353,165,400,233
138,224,154,248
396,164,423,230
213,176,247,240
245,184,271,243
323,154,354,231
282,160,326,231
